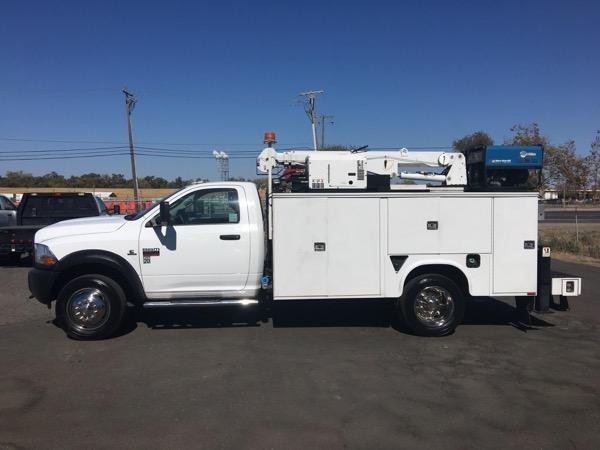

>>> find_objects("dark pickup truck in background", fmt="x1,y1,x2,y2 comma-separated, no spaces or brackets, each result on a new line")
0,192,110,264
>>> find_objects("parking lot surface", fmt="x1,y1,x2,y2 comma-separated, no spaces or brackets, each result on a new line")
1,259,599,449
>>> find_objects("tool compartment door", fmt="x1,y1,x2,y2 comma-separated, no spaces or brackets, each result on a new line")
273,197,328,297
272,196,381,298
326,197,380,297
492,196,538,294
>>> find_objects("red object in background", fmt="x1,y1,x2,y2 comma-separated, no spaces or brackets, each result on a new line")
104,201,154,215
280,165,306,181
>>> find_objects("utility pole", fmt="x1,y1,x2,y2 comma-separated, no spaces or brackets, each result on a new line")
122,86,140,211
300,90,323,150
319,114,334,149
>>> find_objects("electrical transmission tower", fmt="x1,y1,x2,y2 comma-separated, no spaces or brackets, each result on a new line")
300,90,324,150
122,86,140,211
318,113,334,149
212,150,229,181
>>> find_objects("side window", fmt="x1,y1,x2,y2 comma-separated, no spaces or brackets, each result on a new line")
95,197,108,215
169,188,240,225
0,196,15,210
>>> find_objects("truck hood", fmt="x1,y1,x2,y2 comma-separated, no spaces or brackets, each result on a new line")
35,216,127,243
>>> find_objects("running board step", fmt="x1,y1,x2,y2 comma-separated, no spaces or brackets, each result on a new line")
143,299,259,308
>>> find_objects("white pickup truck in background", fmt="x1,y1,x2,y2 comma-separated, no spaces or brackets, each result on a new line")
28,141,581,339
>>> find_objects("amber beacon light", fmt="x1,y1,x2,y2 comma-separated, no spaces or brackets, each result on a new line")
264,131,277,146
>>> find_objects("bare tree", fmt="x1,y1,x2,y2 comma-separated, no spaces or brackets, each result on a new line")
587,131,600,202
508,123,588,200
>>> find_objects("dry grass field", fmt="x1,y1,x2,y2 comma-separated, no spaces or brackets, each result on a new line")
539,223,600,261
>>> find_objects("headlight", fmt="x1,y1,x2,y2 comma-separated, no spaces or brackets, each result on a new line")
34,244,58,266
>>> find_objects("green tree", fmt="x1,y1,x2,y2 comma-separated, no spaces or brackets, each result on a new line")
170,176,186,189
139,175,170,189
40,171,66,187
452,131,494,154
3,171,35,187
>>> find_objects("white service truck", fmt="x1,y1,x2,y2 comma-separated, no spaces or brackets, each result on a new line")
28,137,581,339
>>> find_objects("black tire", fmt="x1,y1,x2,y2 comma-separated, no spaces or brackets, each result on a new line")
398,274,465,337
56,274,127,340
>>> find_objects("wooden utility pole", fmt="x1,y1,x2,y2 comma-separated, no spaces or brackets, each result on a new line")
319,114,334,149
300,90,323,150
123,86,140,211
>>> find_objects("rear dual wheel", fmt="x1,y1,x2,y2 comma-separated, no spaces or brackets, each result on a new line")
56,274,127,340
398,274,465,336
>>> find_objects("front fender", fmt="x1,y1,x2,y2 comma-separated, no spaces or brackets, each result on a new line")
50,250,146,303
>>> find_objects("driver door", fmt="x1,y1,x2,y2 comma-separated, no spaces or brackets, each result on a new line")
138,186,251,298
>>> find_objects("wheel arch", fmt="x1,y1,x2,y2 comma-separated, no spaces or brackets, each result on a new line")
52,250,146,305
401,263,470,298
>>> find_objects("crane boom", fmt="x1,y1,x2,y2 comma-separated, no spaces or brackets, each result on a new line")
257,147,467,189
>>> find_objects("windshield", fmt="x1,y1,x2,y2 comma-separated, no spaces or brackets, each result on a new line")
123,188,182,221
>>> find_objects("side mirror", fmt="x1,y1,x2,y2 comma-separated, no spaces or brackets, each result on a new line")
112,204,121,215
159,201,171,226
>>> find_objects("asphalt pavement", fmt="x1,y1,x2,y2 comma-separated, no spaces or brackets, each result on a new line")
0,259,599,449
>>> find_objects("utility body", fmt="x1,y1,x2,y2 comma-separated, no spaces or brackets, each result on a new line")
28,140,581,339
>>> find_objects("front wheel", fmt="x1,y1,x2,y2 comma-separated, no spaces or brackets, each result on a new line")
398,274,465,336
56,274,127,340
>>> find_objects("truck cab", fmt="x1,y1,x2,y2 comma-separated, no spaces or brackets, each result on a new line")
28,182,265,338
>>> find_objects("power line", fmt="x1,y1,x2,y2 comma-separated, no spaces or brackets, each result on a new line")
137,152,255,159
0,152,258,162
0,137,310,147
0,153,131,161
136,146,258,154
0,146,128,154
0,146,253,155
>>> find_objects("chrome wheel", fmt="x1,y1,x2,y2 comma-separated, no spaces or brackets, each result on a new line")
414,286,454,327
66,288,110,332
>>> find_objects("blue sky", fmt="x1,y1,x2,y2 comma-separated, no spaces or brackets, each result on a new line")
1,0,599,181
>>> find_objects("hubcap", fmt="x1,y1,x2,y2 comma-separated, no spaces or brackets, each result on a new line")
414,286,454,327
66,288,110,332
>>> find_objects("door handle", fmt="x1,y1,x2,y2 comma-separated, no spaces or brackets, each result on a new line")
220,234,240,240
